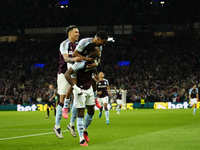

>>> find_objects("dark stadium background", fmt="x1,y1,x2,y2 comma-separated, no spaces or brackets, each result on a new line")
1,0,200,105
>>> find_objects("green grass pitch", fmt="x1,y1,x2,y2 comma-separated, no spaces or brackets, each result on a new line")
0,109,200,150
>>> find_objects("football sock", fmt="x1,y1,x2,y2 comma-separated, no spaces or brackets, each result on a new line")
47,108,49,116
55,103,63,125
54,108,56,116
77,117,84,141
94,91,97,100
70,105,77,125
105,108,109,121
64,98,70,109
119,106,121,112
84,113,93,129
193,107,197,114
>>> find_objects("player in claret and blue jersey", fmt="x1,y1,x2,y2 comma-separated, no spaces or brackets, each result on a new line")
189,84,199,115
97,72,112,124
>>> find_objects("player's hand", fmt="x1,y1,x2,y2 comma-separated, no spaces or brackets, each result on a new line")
109,92,112,96
74,56,83,62
86,63,97,69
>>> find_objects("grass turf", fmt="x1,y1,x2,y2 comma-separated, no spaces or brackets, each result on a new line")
0,109,199,150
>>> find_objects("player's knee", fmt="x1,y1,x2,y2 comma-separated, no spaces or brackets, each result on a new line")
77,108,85,117
87,105,95,115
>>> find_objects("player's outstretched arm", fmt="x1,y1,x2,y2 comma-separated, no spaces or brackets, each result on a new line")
65,67,82,95
73,50,94,62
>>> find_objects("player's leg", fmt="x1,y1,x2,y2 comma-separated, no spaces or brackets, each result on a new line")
67,104,78,137
45,102,50,118
53,74,67,139
62,86,72,119
92,79,101,108
116,99,119,112
73,89,88,146
83,87,95,143
117,100,122,114
98,98,103,118
84,105,94,143
53,96,64,138
104,96,109,124
193,99,197,115
53,102,56,117
77,107,88,146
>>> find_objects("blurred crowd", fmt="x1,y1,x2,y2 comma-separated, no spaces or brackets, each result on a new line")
0,0,200,29
1,34,200,105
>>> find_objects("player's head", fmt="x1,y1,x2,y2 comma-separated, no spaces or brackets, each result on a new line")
99,72,104,78
86,43,100,59
193,84,197,89
49,84,53,89
95,30,108,46
66,25,80,42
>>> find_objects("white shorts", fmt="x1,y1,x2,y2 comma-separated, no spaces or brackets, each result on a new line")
73,86,95,108
67,63,77,78
117,99,123,105
57,73,69,95
191,98,198,105
98,96,109,106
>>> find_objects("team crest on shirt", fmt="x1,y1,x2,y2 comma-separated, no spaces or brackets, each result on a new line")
80,102,84,106
63,89,66,93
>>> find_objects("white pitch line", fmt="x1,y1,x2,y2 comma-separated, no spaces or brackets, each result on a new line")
0,130,69,141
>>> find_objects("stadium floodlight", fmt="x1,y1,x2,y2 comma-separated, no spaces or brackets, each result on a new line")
60,5,64,8
160,1,165,4
108,37,115,42
150,2,153,4
66,5,68,8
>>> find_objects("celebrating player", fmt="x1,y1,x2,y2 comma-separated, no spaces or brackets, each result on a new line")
45,84,56,118
189,84,199,115
66,31,108,136
72,30,108,107
65,43,100,146
97,72,112,124
114,86,124,114
53,25,82,139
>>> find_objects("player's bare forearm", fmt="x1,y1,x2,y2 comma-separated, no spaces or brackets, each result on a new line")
65,68,76,86
73,51,93,62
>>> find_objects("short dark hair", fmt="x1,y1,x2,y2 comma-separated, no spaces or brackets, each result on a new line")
96,30,108,40
85,43,98,55
66,25,77,36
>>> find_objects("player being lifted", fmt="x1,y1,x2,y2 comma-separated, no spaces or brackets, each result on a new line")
97,72,112,124
189,84,199,115
65,31,108,136
65,43,100,146
53,25,82,139
45,84,56,118
114,86,124,114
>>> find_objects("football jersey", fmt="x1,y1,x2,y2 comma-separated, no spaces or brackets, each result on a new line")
72,61,94,90
58,39,78,74
97,79,109,98
48,89,55,102
189,88,198,98
116,90,122,100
